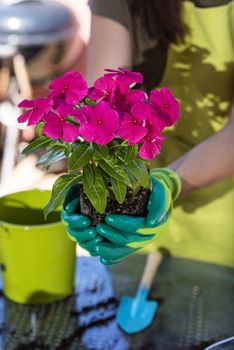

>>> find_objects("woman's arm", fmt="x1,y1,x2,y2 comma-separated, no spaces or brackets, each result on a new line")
169,110,234,195
87,14,132,84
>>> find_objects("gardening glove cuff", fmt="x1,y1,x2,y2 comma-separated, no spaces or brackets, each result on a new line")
150,168,181,201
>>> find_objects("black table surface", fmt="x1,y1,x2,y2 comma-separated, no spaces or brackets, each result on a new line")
0,254,234,350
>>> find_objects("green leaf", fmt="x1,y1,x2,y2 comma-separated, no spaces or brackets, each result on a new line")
125,168,140,192
126,159,150,188
82,163,94,186
83,165,107,214
98,159,129,185
37,147,66,169
108,140,122,154
84,97,96,107
44,173,82,218
65,117,80,126
119,145,138,164
93,144,109,159
68,143,94,171
111,177,127,204
22,136,53,155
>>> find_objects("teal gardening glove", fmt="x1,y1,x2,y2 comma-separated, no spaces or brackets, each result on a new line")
94,168,181,264
61,184,103,256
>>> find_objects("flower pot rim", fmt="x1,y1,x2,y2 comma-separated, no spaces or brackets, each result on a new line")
0,188,62,229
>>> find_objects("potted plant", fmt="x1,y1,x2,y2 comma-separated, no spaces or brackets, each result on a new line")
18,68,180,224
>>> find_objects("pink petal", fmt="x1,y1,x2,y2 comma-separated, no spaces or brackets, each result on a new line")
48,71,88,104
43,111,61,123
105,68,143,84
75,105,94,124
139,141,160,160
94,76,111,92
88,87,104,100
43,121,63,140
93,101,113,123
18,99,35,108
69,71,86,82
103,110,119,131
73,109,87,124
118,123,148,144
126,90,147,106
17,110,32,123
94,127,113,145
148,112,166,132
131,102,151,121
94,101,111,120
79,123,98,143
62,122,80,142
49,71,84,90
56,102,74,117
150,87,180,126
79,103,119,145
43,112,63,139
27,108,44,126
65,89,86,104
49,75,66,91
95,110,119,144
150,89,162,106
119,112,132,125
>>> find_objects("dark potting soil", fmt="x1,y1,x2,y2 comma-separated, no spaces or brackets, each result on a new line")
80,187,150,225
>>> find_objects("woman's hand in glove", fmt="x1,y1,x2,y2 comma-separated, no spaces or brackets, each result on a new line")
93,168,181,265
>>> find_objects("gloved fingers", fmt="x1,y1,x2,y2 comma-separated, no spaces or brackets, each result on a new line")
126,234,156,249
67,226,97,243
64,197,80,214
147,178,172,227
128,221,170,248
105,215,145,232
63,184,81,213
97,223,131,245
138,217,170,239
79,235,104,256
97,223,152,246
93,241,138,261
61,210,91,229
142,208,172,229
158,209,171,225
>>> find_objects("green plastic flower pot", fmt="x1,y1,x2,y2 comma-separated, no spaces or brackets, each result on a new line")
0,189,76,304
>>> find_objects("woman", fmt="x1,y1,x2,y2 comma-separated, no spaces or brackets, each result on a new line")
63,0,234,267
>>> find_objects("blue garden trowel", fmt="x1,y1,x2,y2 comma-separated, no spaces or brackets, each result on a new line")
117,251,162,334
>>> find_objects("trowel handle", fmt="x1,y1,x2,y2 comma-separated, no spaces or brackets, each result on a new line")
140,251,162,290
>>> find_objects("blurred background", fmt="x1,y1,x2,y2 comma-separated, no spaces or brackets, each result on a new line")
0,0,91,198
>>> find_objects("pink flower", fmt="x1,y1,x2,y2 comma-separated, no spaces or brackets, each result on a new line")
18,98,52,126
105,68,143,88
88,75,116,102
43,103,80,142
147,110,166,134
139,126,165,160
112,87,147,112
117,102,150,144
79,101,119,145
49,71,88,105
88,69,145,111
150,87,180,126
